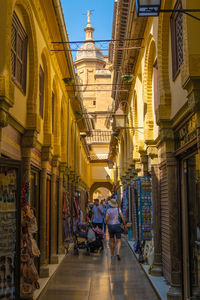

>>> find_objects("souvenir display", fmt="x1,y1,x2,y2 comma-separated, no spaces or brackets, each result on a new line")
20,182,40,299
63,191,71,248
136,176,152,241
121,186,129,221
0,167,19,300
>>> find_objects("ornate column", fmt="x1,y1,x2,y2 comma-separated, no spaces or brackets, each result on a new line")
166,152,182,300
147,146,162,276
58,162,66,254
39,146,51,277
159,126,182,300
21,130,38,181
139,150,149,176
50,156,59,264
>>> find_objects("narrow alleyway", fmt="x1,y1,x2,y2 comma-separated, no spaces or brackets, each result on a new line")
38,239,158,300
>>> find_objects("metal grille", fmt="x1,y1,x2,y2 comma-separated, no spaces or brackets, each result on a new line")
86,130,112,144
90,154,109,160
39,66,44,118
52,92,55,133
171,1,184,79
175,12,183,70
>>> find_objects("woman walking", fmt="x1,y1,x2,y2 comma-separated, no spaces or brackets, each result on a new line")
106,197,125,260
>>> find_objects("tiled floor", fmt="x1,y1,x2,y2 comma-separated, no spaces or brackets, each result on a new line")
38,238,158,300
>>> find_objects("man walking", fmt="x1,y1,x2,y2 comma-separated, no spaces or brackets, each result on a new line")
92,199,104,229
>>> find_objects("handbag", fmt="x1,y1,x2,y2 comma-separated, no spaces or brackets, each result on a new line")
121,224,128,235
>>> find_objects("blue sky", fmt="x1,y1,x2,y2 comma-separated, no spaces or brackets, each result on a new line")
61,0,115,60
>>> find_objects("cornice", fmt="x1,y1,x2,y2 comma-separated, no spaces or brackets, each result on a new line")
8,114,25,134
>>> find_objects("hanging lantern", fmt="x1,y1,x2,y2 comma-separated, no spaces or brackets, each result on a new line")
112,107,127,130
135,0,161,17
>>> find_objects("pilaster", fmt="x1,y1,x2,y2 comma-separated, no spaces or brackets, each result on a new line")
50,156,59,264
58,162,67,254
166,153,182,300
147,146,163,277
39,162,49,277
39,146,52,277
158,123,182,299
139,150,148,176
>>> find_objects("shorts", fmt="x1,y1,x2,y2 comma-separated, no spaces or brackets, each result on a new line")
108,224,121,239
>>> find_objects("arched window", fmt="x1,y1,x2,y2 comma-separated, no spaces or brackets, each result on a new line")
171,0,183,79
11,11,27,93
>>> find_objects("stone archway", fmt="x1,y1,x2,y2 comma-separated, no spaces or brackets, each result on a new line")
143,35,156,143
90,182,113,201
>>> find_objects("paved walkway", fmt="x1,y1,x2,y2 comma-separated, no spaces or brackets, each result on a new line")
38,239,158,300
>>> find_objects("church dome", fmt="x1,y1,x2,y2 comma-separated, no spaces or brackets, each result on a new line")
75,11,105,63
76,42,104,61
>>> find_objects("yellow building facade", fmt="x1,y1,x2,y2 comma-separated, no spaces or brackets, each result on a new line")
0,0,91,296
109,0,200,299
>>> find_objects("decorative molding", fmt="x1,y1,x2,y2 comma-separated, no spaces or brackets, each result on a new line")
147,146,158,159
42,145,52,162
159,127,174,142
183,77,200,113
0,109,9,128
52,155,59,168
0,76,14,106
59,162,67,174
22,129,38,148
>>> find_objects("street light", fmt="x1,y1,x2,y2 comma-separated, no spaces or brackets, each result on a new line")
135,0,200,20
112,106,127,130
112,102,143,133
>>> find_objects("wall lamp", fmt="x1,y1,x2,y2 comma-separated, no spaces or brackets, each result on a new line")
135,0,200,21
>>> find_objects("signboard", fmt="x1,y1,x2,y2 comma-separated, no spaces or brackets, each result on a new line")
175,114,197,151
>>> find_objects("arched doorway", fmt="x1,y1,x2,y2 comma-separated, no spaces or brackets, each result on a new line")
90,182,113,201
93,187,111,201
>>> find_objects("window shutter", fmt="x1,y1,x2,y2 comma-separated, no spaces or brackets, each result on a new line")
52,92,55,133
22,37,28,93
171,1,183,80
39,66,44,118
11,12,27,93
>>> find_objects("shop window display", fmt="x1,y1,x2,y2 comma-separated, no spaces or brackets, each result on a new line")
20,182,40,299
0,167,19,299
137,176,152,241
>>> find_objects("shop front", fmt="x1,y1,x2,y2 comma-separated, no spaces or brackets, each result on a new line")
175,113,200,299
0,158,21,299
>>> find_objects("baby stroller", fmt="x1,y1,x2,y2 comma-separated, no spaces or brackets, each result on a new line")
88,226,104,253
73,223,90,255
73,223,104,255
